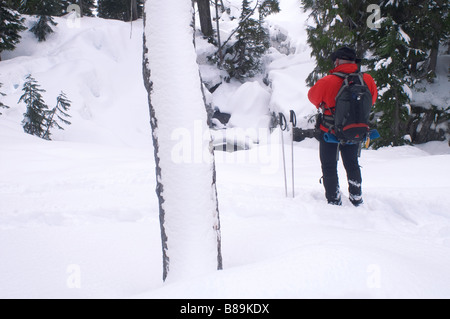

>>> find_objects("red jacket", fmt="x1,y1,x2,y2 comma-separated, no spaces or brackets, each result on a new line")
308,63,378,132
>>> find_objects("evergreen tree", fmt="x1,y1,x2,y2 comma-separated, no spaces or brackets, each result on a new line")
302,0,449,147
78,0,96,17
97,0,123,20
17,0,71,42
302,0,373,86
224,0,261,79
222,0,279,80
368,16,412,147
395,0,450,81
0,83,9,115
15,0,69,15
42,91,72,140
19,75,49,138
258,0,280,49
98,0,142,22
30,14,57,42
0,1,26,61
365,0,448,147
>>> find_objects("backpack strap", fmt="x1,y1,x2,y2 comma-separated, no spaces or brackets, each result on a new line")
333,72,365,84
332,72,365,101
332,72,349,79
333,73,350,101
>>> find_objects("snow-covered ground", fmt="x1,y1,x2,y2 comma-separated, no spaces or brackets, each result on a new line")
1,0,450,299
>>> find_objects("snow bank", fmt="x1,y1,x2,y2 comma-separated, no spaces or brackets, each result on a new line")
0,15,151,148
2,121,450,298
1,0,450,299
224,81,271,129
412,55,450,110
201,0,316,132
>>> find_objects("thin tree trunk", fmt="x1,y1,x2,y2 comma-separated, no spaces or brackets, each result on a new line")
428,43,439,77
394,91,400,144
196,0,213,38
131,0,138,21
78,0,84,17
215,0,223,66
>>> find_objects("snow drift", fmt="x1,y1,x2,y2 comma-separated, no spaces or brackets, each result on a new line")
0,0,450,299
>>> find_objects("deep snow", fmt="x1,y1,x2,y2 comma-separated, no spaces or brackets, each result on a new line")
0,0,450,299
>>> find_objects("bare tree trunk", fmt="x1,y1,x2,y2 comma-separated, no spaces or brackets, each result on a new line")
215,0,223,66
394,91,400,144
131,0,138,21
428,42,439,77
78,0,83,17
196,0,213,38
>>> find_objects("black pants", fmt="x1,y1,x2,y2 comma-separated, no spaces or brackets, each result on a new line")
319,133,362,205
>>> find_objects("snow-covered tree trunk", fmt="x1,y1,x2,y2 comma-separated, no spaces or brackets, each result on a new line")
142,0,223,282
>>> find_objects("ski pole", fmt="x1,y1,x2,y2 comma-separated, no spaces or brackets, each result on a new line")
290,110,297,198
279,113,288,198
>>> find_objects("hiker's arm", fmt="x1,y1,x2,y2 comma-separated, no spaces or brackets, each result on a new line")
308,79,326,108
364,74,378,105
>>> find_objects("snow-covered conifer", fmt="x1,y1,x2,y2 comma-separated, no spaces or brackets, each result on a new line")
26,0,67,42
0,83,8,115
0,1,26,60
302,0,449,146
222,0,279,80
42,91,72,140
30,15,57,42
302,0,372,86
19,75,49,138
368,16,412,147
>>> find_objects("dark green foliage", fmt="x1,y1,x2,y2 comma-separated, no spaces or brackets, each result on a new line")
43,91,72,140
0,1,26,59
23,0,67,42
19,76,72,140
380,0,449,80
30,14,57,42
408,105,450,144
97,0,125,20
365,0,449,147
367,14,415,147
224,0,264,79
302,0,373,86
221,0,280,80
13,0,75,42
98,0,143,22
302,0,450,147
259,0,280,18
0,83,9,115
19,75,49,138
78,0,96,17
15,0,70,16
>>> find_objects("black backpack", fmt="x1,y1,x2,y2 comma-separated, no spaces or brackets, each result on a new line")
332,72,373,143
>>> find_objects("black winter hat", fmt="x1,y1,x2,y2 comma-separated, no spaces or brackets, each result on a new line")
330,46,362,63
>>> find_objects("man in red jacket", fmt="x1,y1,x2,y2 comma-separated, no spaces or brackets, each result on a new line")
308,47,378,206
